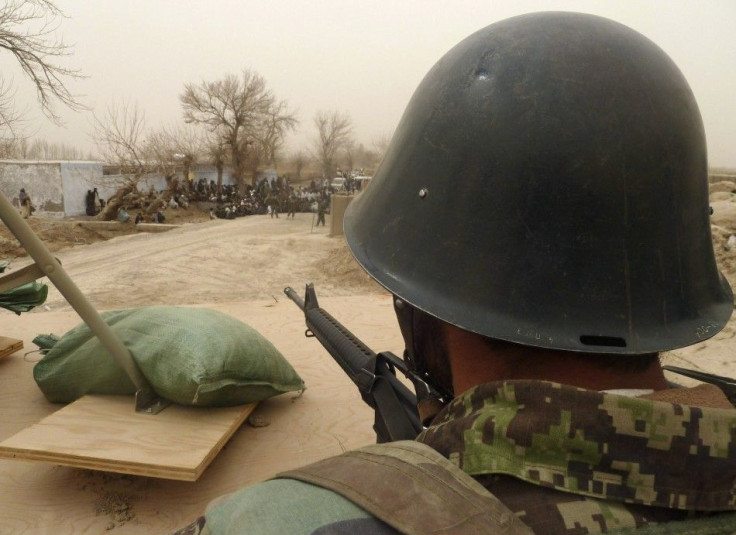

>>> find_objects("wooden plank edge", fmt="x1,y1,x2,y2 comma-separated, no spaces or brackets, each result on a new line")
0,448,198,480
0,338,23,359
192,401,258,478
0,402,258,481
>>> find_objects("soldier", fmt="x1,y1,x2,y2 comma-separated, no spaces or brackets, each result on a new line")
266,194,280,218
286,194,297,219
173,12,735,534
316,197,327,226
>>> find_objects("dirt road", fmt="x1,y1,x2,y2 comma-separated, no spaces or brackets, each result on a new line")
15,214,382,313
8,201,736,378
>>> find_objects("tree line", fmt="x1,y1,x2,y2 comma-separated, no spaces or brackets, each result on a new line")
0,1,387,190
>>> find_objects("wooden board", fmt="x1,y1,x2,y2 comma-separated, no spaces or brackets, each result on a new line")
0,395,256,481
0,336,22,359
0,296,402,533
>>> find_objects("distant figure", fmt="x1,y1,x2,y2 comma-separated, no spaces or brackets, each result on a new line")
316,199,327,226
286,196,296,219
18,188,32,218
93,188,102,213
266,195,280,218
85,189,96,215
117,207,130,223
134,212,144,225
155,210,165,223
209,208,216,220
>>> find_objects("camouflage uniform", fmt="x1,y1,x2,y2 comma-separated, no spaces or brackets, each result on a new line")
417,380,736,533
172,380,736,534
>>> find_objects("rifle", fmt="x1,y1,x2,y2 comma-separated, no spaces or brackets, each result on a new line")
284,283,428,443
285,286,736,443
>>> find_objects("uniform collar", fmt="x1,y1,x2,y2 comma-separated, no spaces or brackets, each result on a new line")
418,380,736,511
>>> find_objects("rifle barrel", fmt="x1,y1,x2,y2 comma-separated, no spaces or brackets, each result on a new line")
283,286,305,310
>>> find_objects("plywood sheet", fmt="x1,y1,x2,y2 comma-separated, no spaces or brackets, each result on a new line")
0,296,401,533
0,395,256,481
0,336,22,359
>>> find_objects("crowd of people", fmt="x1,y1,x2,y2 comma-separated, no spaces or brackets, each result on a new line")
190,175,335,221
24,173,346,225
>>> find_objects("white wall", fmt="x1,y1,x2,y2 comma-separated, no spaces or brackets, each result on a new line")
193,164,237,186
60,162,106,216
0,160,65,216
0,160,108,217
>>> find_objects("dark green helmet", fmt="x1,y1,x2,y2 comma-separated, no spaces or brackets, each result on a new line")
345,12,733,355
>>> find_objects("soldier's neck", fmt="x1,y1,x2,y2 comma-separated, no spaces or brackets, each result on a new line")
445,325,668,395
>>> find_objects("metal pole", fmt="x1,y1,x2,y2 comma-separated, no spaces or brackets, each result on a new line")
0,190,165,412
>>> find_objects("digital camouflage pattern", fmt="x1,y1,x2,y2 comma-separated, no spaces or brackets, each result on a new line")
172,380,736,535
417,380,736,533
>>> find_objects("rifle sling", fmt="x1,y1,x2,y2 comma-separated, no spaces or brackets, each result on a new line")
275,440,532,535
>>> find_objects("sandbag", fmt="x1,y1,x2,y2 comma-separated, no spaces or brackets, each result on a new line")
33,306,305,407
0,281,48,314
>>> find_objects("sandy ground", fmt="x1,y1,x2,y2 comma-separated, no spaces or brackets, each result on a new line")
0,187,735,533
13,213,383,312
0,211,393,534
0,179,734,369
3,186,736,374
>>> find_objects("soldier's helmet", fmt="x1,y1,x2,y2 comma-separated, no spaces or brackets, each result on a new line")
344,12,733,355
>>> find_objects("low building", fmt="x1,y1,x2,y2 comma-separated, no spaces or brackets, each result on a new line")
0,160,105,217
0,160,244,217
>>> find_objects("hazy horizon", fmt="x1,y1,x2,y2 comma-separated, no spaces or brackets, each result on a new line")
2,0,734,167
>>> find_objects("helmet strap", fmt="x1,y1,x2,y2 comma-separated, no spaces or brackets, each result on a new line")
393,296,453,425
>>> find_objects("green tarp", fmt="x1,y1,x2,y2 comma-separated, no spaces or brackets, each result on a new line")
0,281,48,314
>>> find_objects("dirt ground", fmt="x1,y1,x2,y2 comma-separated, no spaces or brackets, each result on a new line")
1,182,735,357
2,206,382,312
0,206,211,259
0,185,735,532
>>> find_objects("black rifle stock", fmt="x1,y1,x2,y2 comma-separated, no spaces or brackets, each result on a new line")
284,284,422,442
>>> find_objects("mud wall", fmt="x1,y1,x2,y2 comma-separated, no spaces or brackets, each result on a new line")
0,160,66,217
60,162,107,216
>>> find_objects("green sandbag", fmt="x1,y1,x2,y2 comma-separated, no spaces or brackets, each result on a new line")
0,281,48,314
33,306,305,407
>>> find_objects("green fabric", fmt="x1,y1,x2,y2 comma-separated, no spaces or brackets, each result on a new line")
418,381,736,511
32,333,60,352
204,479,374,535
33,306,305,406
607,512,736,534
0,281,48,314
417,380,736,533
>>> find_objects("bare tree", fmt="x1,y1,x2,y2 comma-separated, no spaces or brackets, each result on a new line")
0,0,83,122
180,69,297,188
372,132,392,162
92,101,186,219
204,136,228,197
343,140,356,177
351,142,381,174
146,124,205,193
290,149,308,180
312,110,352,180
0,77,25,143
173,125,206,192
253,100,298,168
91,101,148,219
93,101,147,172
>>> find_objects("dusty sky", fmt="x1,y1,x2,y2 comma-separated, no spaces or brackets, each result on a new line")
5,0,735,167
